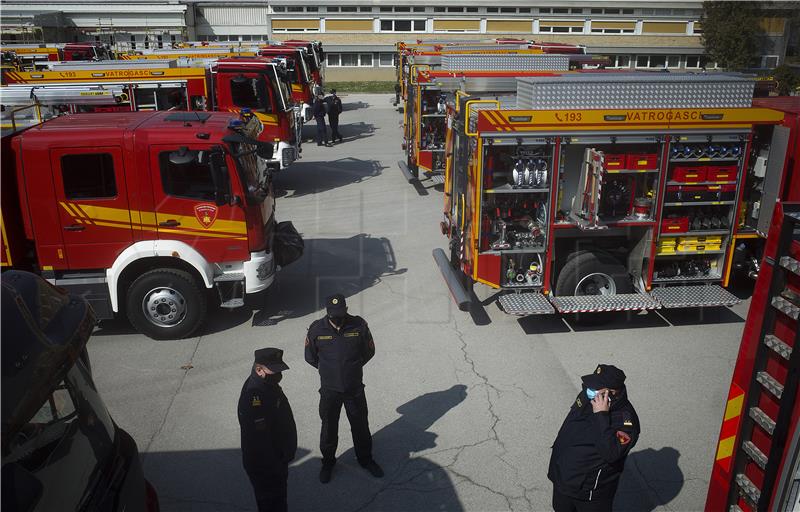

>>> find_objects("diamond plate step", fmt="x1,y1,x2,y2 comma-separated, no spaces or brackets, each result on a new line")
549,293,660,313
650,284,741,309
735,474,761,504
498,292,555,315
764,334,792,360
220,298,245,309
756,371,784,399
214,272,245,282
772,296,800,320
779,256,800,276
749,407,776,435
741,440,768,470
424,172,445,185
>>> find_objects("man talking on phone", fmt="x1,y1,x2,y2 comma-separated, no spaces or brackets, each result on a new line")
548,364,640,512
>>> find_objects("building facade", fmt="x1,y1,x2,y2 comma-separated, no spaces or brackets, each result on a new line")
2,0,796,82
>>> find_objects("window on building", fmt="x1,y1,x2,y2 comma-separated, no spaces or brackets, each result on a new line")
395,6,411,12
62,153,116,199
685,55,700,68
487,7,499,13
379,53,394,66
359,7,372,12
380,19,426,32
466,7,479,12
622,9,634,14
539,8,551,13
327,6,340,12
692,23,703,35
273,6,286,12
327,53,340,66
434,6,446,12
699,56,717,69
591,23,635,34
130,35,136,49
448,7,464,12
287,6,304,12
413,7,425,12
635,55,667,69
518,7,531,13
341,6,358,12
540,23,584,33
160,151,216,201
666,55,681,68
307,6,319,12
636,55,649,68
360,53,373,66
379,7,392,12
605,55,632,68
500,7,516,13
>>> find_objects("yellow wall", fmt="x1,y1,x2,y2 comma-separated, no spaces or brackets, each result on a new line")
326,19,373,31
486,20,532,33
592,21,636,30
759,18,787,35
641,22,687,34
433,19,481,31
271,19,320,30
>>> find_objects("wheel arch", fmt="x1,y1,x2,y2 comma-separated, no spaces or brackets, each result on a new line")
106,241,215,313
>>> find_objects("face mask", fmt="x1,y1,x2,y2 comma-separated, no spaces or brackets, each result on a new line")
264,373,283,385
586,388,597,400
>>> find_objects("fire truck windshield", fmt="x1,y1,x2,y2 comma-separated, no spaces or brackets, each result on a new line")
231,75,273,114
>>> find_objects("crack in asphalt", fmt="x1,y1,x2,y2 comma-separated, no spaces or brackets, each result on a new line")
141,335,203,457
350,317,542,511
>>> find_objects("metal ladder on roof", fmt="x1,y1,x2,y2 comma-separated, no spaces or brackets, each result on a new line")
731,208,800,511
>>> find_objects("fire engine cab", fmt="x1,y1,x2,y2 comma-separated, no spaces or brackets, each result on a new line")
1,109,301,339
1,57,301,171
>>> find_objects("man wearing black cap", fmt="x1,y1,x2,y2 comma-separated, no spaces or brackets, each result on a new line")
238,348,297,512
548,364,640,512
305,293,382,483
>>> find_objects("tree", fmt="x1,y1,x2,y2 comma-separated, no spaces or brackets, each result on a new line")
772,64,800,95
701,1,765,70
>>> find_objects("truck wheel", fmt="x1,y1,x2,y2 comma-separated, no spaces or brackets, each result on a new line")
126,268,207,340
556,251,632,324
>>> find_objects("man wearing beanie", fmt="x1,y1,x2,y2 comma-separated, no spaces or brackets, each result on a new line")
238,348,297,512
305,293,383,484
548,364,640,512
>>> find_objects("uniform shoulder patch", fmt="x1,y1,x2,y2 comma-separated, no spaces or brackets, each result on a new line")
251,395,262,407
616,430,632,445
575,397,583,408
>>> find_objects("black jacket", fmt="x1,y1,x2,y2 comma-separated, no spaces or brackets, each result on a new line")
312,99,326,121
548,387,640,500
325,95,342,118
237,370,297,474
305,314,374,393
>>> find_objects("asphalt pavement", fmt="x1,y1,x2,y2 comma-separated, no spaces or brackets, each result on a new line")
89,93,749,511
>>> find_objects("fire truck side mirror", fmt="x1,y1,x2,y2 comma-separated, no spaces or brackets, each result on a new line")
256,142,274,160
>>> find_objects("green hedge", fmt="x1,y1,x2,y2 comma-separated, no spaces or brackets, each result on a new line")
324,81,396,93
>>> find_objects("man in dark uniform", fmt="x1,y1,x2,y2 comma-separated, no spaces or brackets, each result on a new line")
238,348,297,512
325,89,343,143
548,364,640,512
312,94,329,146
305,293,383,484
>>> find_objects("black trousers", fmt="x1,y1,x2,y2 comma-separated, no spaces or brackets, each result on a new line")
315,118,328,144
319,387,372,466
246,467,288,512
329,115,342,141
552,487,614,512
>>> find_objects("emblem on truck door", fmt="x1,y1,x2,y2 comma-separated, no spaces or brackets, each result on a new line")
194,204,218,229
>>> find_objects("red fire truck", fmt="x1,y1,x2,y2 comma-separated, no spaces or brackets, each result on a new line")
0,43,112,70
0,108,302,340
706,201,800,511
259,45,317,121
279,40,325,88
401,55,573,181
436,73,794,317
1,57,301,171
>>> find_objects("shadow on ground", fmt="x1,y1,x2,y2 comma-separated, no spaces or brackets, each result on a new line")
251,234,407,327
144,385,467,511
273,155,383,198
615,447,684,511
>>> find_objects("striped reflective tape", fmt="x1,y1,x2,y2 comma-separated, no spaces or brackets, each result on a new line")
714,383,745,473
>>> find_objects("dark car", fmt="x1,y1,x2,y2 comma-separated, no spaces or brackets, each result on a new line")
1,270,159,512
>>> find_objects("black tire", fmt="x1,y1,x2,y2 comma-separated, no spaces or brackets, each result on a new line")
555,251,632,325
126,268,207,340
